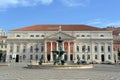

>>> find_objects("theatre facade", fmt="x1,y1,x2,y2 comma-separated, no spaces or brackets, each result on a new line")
7,24,115,63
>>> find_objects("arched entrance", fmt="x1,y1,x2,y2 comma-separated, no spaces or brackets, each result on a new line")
64,54,67,61
101,54,105,62
16,54,19,62
47,54,50,61
70,54,73,61
53,54,56,60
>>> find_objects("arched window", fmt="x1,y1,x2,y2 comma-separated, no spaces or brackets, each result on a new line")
100,35,104,37
16,35,20,37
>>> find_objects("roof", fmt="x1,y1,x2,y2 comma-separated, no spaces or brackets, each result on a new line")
0,36,7,38
11,24,105,31
113,30,120,36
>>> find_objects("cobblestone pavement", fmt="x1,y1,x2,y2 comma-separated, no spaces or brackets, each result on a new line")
0,62,120,80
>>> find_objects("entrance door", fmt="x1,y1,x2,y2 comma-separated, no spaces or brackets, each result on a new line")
47,54,50,61
70,54,73,61
53,54,56,60
101,54,105,62
64,54,67,61
16,55,19,62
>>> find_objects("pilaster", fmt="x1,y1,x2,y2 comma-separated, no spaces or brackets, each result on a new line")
50,41,53,61
68,41,70,61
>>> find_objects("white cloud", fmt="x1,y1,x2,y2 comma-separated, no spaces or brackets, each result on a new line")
60,0,90,7
0,0,53,10
87,19,103,25
106,21,120,27
87,19,120,27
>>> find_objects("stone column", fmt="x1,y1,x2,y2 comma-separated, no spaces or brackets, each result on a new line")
74,42,77,63
56,42,58,50
19,44,23,62
44,41,47,62
50,42,53,61
6,43,10,62
68,41,70,61
26,43,30,62
62,42,64,60
56,42,58,59
14,44,17,54
111,42,115,63
98,43,101,63
105,43,108,62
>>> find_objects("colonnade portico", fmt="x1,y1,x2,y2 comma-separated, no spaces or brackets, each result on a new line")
45,40,74,62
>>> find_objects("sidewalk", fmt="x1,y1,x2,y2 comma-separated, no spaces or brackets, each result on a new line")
0,62,10,66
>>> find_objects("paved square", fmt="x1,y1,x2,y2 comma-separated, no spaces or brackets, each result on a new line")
0,63,120,80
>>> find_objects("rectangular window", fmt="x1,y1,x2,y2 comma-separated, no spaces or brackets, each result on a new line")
30,46,33,53
87,55,90,60
36,35,39,37
30,35,34,37
94,46,98,52
23,45,26,53
82,55,85,60
76,46,79,52
95,55,97,59
16,46,19,52
35,44,39,53
101,46,104,52
10,45,13,52
41,46,44,52
108,55,111,60
1,44,3,48
82,46,85,52
87,46,90,52
108,46,111,52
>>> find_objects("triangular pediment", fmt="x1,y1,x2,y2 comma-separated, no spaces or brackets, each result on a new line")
46,32,76,40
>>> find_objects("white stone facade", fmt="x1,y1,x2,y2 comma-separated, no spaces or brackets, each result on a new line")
7,29,114,63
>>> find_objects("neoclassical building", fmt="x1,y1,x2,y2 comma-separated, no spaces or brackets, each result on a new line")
0,29,7,62
7,24,114,63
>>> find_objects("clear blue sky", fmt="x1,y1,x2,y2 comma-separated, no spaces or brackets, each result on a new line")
0,0,120,32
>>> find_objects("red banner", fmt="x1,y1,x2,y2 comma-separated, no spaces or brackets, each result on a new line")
52,42,56,51
64,42,68,51
47,42,51,54
70,42,74,54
